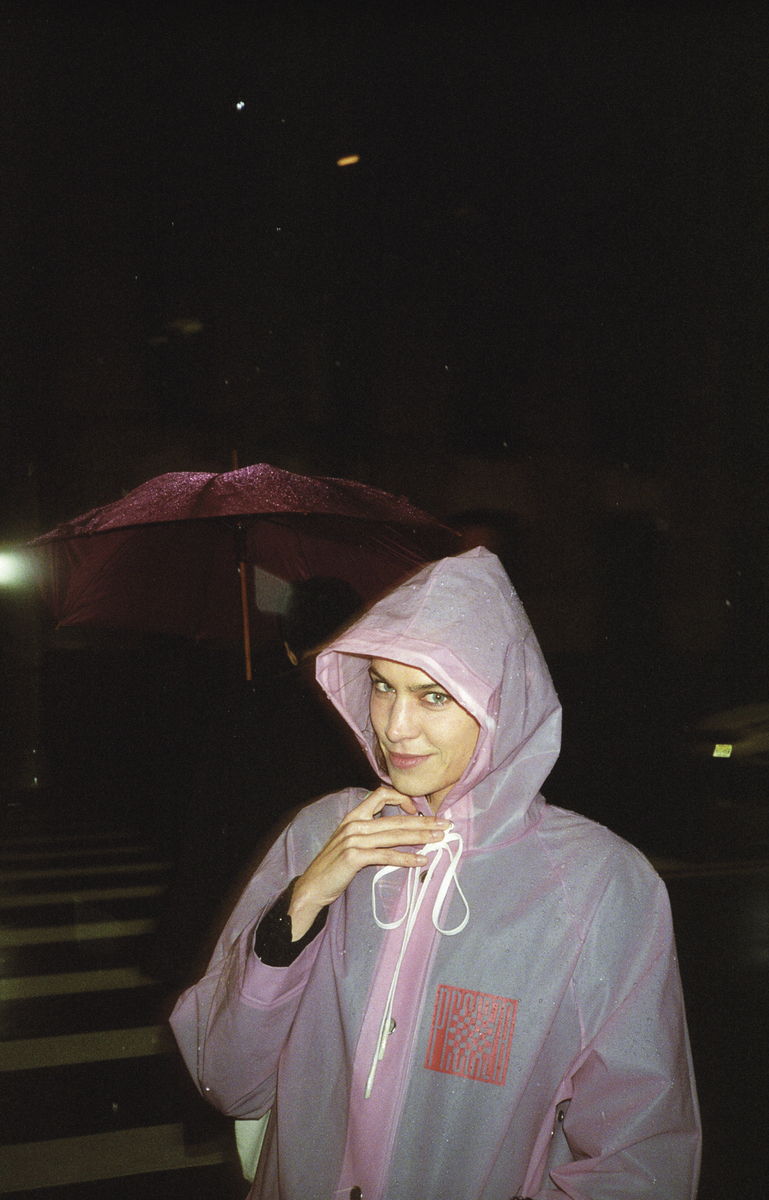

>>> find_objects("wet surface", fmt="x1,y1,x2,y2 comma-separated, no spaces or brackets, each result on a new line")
0,793,248,1199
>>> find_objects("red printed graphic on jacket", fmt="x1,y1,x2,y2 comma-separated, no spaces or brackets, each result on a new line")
425,985,518,1085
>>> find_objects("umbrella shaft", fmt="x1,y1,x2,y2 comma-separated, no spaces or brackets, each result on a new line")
239,561,252,681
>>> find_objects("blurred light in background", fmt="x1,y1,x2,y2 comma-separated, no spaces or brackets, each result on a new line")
0,549,34,588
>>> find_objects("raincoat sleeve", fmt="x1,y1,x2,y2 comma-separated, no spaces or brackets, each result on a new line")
529,854,701,1199
169,790,354,1119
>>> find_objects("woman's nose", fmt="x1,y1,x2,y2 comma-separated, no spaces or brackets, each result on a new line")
386,696,419,741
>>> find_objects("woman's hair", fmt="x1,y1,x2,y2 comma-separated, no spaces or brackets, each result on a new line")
373,736,387,774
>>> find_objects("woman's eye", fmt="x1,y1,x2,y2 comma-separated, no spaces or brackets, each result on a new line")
425,692,449,706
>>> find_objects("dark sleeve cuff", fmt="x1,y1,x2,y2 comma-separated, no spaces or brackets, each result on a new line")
253,877,329,967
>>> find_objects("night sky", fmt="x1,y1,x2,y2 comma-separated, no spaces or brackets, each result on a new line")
2,4,768,708
3,4,766,517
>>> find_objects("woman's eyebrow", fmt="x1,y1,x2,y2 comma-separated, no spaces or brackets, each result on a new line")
368,668,448,695
368,667,394,687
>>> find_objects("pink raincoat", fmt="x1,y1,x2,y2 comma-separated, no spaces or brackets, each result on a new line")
170,548,701,1198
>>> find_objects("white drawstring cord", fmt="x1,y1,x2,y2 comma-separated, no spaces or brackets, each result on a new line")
364,829,469,1098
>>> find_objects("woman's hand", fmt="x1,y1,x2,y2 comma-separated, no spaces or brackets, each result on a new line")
288,787,451,940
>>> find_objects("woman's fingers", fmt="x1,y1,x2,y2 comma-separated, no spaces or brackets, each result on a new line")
304,815,443,894
335,816,447,852
353,785,419,819
287,789,450,938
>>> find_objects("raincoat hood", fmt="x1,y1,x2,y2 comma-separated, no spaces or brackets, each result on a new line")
316,547,561,849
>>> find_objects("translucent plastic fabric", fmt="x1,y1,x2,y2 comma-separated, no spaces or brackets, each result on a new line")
171,549,701,1198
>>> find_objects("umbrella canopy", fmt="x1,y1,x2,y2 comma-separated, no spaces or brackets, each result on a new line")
27,464,458,673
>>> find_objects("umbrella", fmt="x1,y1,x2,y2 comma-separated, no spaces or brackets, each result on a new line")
27,463,458,678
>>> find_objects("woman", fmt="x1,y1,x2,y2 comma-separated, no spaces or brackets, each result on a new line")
170,548,701,1198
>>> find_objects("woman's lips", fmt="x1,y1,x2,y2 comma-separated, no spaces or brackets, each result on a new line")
387,752,431,770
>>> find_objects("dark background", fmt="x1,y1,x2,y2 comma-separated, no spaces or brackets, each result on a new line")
1,9,768,1196
1,2,768,855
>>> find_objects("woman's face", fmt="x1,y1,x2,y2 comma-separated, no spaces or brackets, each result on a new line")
369,658,480,814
